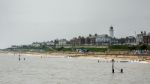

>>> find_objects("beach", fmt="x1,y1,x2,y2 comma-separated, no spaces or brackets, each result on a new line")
1,51,150,63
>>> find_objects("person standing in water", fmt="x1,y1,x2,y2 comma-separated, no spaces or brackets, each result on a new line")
19,57,21,61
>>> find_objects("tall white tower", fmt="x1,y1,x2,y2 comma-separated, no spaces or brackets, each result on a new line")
109,26,114,38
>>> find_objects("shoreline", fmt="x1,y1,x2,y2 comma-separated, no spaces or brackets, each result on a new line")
0,51,150,63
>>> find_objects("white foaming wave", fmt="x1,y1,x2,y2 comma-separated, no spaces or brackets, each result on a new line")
130,60,149,64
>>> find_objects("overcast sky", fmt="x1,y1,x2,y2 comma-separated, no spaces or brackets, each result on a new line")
0,0,150,49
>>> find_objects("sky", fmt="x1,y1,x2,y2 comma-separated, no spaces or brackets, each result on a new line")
0,0,150,49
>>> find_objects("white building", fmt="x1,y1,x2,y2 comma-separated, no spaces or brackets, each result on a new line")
31,42,41,47
96,34,111,45
58,39,67,46
46,41,54,46
136,31,146,44
109,26,114,38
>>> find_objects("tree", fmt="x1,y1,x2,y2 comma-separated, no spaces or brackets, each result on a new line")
139,44,147,50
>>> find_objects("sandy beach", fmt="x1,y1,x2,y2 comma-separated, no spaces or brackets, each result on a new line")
1,51,150,63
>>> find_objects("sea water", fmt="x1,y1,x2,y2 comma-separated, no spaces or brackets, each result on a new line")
0,54,150,84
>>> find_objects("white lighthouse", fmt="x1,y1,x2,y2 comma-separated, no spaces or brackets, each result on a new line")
109,26,114,38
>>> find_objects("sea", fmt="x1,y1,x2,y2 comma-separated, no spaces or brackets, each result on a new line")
0,54,150,84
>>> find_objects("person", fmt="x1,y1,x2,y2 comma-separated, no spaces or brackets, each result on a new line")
112,59,115,73
121,68,123,73
19,57,21,61
112,69,114,73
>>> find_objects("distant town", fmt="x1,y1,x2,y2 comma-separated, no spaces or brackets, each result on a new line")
6,26,150,54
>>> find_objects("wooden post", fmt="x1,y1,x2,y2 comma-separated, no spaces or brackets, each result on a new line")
112,59,115,73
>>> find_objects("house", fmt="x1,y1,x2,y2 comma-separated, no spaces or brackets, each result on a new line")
125,36,136,45
96,34,112,45
136,31,150,45
58,39,67,46
143,35,150,45
117,38,126,45
85,34,97,45
45,41,55,46
31,42,41,47
70,36,85,46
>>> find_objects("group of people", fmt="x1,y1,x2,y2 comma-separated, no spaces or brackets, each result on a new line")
131,49,150,55
18,55,26,61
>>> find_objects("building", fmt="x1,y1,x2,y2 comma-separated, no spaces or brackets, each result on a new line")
85,34,97,45
70,27,116,46
31,42,41,47
109,26,114,38
96,34,112,45
125,36,136,45
136,31,150,45
78,36,85,45
95,26,117,45
143,36,150,45
117,38,126,45
45,41,55,46
58,39,67,46
136,31,145,44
